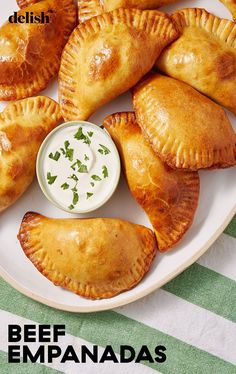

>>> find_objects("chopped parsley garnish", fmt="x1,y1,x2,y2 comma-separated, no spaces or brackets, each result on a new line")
61,182,69,190
90,182,95,187
68,204,75,210
98,144,111,155
49,151,60,161
91,175,102,181
86,192,93,199
47,172,57,185
60,140,74,162
71,159,82,171
102,165,109,178
84,154,89,161
73,192,79,205
68,174,78,182
78,164,88,173
71,184,78,192
88,131,93,138
74,127,91,145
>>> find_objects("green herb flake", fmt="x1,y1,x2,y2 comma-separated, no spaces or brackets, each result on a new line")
68,174,78,182
73,192,79,205
98,144,111,155
49,151,60,161
91,175,102,181
68,204,75,210
88,131,93,138
47,172,57,185
74,127,91,146
60,140,74,162
90,182,95,187
71,159,82,171
102,165,109,178
87,192,93,199
84,154,89,161
71,184,78,192
61,182,69,190
78,164,88,173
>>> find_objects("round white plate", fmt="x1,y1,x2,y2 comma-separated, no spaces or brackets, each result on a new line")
0,0,235,312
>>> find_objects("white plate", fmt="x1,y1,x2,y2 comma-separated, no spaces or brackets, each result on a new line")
0,0,235,312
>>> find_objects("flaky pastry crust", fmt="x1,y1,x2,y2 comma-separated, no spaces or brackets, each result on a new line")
0,0,76,101
0,97,62,213
156,8,236,116
220,0,236,20
133,74,236,170
104,112,199,252
59,8,179,121
18,212,157,299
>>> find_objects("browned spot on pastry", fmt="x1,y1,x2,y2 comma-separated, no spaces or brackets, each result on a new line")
88,46,120,82
216,52,236,80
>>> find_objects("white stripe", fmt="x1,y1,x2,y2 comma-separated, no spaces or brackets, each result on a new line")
197,234,236,281
0,310,158,374
117,288,236,366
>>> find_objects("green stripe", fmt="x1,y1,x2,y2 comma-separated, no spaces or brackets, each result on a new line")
224,215,236,238
0,278,235,374
163,263,236,323
0,350,61,374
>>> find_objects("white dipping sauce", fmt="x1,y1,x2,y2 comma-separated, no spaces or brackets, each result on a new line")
38,122,120,213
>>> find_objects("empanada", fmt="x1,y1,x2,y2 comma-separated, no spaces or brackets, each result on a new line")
220,0,236,20
17,0,41,8
59,8,179,121
133,74,236,170
156,8,236,116
0,0,76,101
104,112,199,252
18,212,157,299
0,97,62,213
78,0,183,23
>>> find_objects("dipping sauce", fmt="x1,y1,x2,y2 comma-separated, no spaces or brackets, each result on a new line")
37,121,120,213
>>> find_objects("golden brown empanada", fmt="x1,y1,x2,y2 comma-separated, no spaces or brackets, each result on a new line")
133,74,236,170
0,0,76,101
0,97,62,213
104,112,199,252
156,8,236,116
18,212,157,299
59,8,179,121
17,0,41,8
78,0,184,22
220,0,236,20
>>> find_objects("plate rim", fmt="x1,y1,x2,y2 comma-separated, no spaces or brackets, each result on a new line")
1,204,235,313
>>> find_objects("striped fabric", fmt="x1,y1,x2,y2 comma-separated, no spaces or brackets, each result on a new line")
0,215,235,374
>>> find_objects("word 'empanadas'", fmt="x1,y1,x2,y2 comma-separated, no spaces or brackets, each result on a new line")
133,74,236,170
156,8,236,116
220,0,236,20
104,112,199,252
59,8,178,121
0,0,76,101
18,212,157,299
78,0,183,22
17,0,41,8
0,97,62,213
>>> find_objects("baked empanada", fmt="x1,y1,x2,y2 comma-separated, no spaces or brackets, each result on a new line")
133,74,236,170
18,212,157,299
156,8,236,116
0,0,76,101
78,0,183,22
59,8,178,121
0,97,62,213
17,0,41,8
104,112,199,252
220,0,236,20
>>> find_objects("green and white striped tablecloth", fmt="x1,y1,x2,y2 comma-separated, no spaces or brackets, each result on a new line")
0,216,236,374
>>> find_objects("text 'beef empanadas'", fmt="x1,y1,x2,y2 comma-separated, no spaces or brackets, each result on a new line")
18,212,157,299
156,8,236,116
78,0,185,22
133,74,236,170
59,8,179,121
0,0,76,101
104,112,199,252
0,97,62,213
